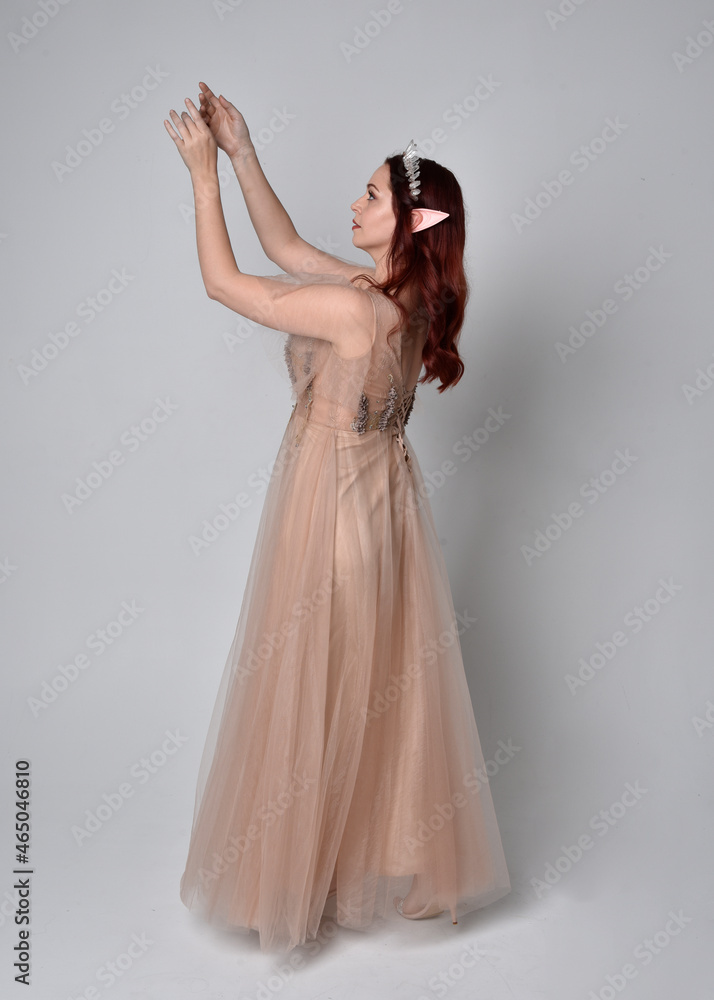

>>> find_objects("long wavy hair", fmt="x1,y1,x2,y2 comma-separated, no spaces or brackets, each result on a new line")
350,149,468,392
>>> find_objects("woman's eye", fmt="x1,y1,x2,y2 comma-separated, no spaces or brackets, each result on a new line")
367,191,374,200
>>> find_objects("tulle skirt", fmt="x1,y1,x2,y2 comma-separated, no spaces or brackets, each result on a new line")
179,406,511,952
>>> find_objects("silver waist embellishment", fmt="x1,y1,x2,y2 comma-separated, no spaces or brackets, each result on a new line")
393,383,415,474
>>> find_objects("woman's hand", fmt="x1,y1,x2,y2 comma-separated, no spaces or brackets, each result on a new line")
197,82,254,159
164,98,218,178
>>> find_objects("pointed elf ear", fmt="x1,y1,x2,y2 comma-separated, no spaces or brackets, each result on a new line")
410,208,450,233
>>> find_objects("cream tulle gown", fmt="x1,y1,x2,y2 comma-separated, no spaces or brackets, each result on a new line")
179,270,511,952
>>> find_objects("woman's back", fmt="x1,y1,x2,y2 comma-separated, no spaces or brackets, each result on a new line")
283,274,428,439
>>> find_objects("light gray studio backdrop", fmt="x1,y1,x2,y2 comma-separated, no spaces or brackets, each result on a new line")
1,0,712,997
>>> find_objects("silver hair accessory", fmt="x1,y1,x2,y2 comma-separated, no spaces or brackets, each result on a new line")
403,139,422,200
402,139,450,232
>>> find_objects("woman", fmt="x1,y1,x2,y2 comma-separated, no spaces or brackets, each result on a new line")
165,82,511,954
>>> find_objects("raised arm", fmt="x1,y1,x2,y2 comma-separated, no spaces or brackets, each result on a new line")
228,143,370,278
164,96,375,359
231,148,371,278
228,145,300,266
208,274,376,359
198,84,373,280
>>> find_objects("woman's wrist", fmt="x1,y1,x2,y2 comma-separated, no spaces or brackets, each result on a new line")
190,167,221,208
228,143,258,171
190,164,219,186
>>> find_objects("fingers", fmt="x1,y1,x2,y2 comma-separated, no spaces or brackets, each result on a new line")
183,98,206,132
197,92,213,123
198,83,213,116
164,110,189,143
165,106,196,140
164,109,184,140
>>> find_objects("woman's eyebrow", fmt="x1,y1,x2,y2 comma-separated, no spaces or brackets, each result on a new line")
367,182,379,192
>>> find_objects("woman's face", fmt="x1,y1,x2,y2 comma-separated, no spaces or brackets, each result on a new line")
350,162,396,257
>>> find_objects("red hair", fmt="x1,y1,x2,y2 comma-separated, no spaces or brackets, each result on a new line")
351,151,469,392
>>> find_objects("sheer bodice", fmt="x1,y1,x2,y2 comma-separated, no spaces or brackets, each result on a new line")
282,276,428,471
